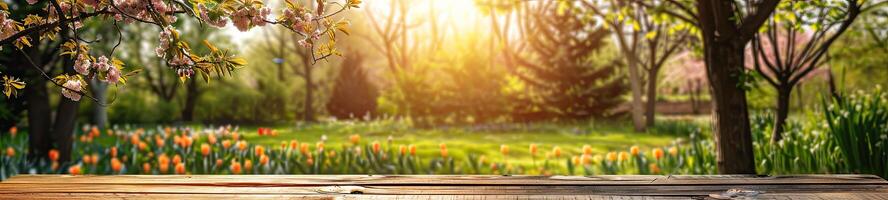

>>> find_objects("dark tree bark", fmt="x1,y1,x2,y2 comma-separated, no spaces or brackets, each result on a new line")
690,0,779,174
705,39,757,174
771,86,792,142
51,58,79,164
645,70,659,126
25,76,51,161
181,78,198,122
302,61,315,122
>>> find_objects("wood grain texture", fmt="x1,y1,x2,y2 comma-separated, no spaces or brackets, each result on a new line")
1,175,886,199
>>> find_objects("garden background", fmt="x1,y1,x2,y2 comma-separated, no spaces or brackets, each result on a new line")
0,0,886,180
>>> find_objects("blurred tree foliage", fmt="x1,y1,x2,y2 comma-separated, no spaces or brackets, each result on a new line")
505,1,626,121
327,52,378,120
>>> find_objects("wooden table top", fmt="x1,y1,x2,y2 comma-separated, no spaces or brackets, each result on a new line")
1,174,886,199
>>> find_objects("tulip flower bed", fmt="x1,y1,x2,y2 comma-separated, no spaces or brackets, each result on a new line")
1,122,712,180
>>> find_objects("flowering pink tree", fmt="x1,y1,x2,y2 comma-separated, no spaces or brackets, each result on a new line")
662,51,708,114
1,0,359,101
0,0,360,162
748,0,876,142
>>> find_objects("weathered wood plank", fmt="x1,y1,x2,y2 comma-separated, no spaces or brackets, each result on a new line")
4,174,884,186
1,175,886,199
2,193,887,200
1,182,885,195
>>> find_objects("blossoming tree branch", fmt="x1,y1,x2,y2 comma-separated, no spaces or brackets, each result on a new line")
0,0,360,101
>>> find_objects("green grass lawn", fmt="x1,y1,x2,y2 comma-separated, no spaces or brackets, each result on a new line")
239,120,688,167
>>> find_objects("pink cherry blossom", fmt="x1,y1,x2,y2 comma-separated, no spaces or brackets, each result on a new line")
74,55,92,75
61,79,83,101
106,66,121,84
94,56,110,71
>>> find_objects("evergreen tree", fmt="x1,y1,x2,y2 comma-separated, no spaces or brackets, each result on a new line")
505,1,626,121
326,53,379,120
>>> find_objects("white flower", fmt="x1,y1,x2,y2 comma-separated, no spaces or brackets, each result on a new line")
61,79,83,101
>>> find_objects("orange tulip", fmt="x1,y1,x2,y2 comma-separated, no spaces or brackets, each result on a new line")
237,140,248,151
173,135,182,147
207,134,217,145
399,145,407,155
230,160,242,174
409,144,416,156
158,154,170,173
130,133,141,145
349,134,360,144
222,140,232,149
582,145,593,155
254,145,265,156
175,163,186,174
183,136,194,148
259,155,269,166
618,151,630,162
111,158,123,172
372,141,381,154
316,142,325,151
300,143,310,155
649,163,661,174
606,152,617,162
244,159,253,172
143,163,151,173
581,154,592,165
6,147,14,157
90,126,100,138
289,140,299,150
200,144,211,157
572,156,580,165
440,148,448,158
232,132,240,141
173,154,183,166
306,157,314,166
500,144,509,156
668,147,678,156
652,148,664,160
138,141,148,151
110,147,118,158
529,144,538,156
9,126,17,137
68,165,81,175
155,136,165,148
82,155,91,164
552,146,562,158
630,146,640,156
216,159,223,167
48,149,60,162
490,163,499,171
439,143,447,150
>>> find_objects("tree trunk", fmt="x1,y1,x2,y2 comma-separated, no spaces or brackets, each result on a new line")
303,64,315,122
690,81,700,114
645,70,659,127
182,78,197,122
771,86,792,143
706,40,756,174
51,59,80,164
25,78,51,161
90,81,108,130
626,56,646,132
